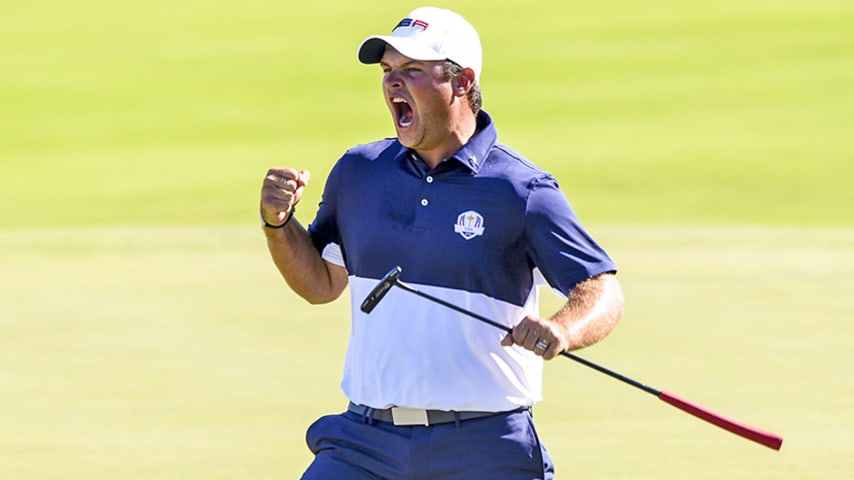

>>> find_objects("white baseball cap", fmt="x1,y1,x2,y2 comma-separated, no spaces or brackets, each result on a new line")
357,7,483,82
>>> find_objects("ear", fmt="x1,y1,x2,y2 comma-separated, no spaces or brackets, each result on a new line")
452,67,476,98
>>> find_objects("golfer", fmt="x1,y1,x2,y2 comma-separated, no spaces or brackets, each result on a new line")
260,7,624,479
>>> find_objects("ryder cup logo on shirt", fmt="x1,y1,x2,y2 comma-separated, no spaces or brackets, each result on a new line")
454,210,485,240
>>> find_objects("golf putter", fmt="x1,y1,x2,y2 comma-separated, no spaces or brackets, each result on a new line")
361,266,783,451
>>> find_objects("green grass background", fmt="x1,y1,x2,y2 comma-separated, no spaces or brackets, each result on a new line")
1,0,852,478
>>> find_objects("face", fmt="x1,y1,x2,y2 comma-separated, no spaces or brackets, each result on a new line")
379,47,457,159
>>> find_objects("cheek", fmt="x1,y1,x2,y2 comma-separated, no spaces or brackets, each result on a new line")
414,87,453,118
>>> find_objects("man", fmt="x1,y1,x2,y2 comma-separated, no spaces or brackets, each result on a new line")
260,7,624,479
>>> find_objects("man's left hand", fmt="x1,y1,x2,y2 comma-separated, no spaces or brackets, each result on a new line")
500,316,569,360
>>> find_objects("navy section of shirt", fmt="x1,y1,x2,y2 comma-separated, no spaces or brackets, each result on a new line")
309,111,615,307
345,147,534,305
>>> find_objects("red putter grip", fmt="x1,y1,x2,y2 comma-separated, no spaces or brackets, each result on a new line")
659,391,783,450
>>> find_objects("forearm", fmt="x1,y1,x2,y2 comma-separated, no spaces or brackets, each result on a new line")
552,273,624,351
264,218,346,304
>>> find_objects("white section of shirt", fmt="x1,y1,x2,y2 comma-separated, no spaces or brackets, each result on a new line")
341,275,545,412
321,242,345,267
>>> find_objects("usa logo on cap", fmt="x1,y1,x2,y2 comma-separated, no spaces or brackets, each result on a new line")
395,18,430,31
454,210,485,240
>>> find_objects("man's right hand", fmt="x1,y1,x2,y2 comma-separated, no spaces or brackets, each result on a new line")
260,168,311,227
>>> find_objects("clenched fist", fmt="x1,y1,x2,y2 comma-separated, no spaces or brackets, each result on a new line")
260,168,311,227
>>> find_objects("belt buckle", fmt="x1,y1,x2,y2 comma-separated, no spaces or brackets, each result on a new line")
391,407,429,426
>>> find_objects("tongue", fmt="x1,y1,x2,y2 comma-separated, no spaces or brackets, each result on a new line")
398,104,414,128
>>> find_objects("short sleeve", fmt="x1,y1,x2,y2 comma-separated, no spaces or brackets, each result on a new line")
524,175,616,296
308,159,344,260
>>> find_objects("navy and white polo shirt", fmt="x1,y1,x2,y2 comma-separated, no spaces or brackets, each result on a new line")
309,111,616,412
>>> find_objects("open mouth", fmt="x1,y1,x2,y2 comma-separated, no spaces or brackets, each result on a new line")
391,96,414,128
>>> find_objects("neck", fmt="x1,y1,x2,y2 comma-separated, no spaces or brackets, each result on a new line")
417,111,478,169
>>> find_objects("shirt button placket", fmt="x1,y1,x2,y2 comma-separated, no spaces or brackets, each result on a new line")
421,175,433,207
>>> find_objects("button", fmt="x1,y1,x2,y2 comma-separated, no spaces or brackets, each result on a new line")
426,176,434,183
420,199,429,206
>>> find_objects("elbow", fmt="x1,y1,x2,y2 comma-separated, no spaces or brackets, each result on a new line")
600,273,625,331
610,275,625,320
291,272,348,305
290,284,342,305
304,293,339,305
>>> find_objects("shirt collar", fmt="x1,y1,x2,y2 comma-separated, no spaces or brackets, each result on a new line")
393,110,498,174
452,110,497,173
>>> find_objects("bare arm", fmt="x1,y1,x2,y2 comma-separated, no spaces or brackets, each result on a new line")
261,168,348,304
263,220,348,304
501,272,624,360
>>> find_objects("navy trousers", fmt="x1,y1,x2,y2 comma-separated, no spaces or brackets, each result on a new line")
300,408,554,480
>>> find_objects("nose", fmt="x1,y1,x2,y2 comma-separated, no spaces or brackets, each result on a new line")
383,69,403,89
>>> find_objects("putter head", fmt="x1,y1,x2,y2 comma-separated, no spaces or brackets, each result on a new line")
360,266,403,314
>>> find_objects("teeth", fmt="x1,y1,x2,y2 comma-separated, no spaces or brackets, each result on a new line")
391,96,413,128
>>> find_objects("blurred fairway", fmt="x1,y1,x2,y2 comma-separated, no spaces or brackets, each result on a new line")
1,0,852,227
1,226,852,479
1,0,852,478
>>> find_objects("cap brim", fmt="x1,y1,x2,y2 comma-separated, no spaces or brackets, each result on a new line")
357,35,446,64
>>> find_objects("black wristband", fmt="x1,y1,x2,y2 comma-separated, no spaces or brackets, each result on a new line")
262,207,295,229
